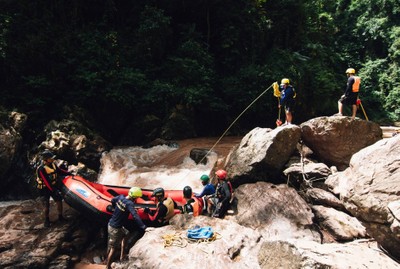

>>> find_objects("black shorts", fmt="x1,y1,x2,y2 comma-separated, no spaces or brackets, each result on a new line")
339,94,358,106
284,100,295,112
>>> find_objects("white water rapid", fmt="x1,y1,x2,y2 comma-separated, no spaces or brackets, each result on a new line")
96,137,242,193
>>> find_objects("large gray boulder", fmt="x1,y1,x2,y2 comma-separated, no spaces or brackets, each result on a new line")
225,125,301,185
0,200,95,269
0,111,27,179
39,118,112,171
126,215,262,269
258,239,400,269
0,111,28,197
325,135,400,260
300,116,382,170
234,182,320,242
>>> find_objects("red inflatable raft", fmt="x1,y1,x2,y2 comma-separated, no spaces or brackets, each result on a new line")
60,175,204,224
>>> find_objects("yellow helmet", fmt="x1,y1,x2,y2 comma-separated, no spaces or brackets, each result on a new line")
345,68,356,74
128,187,142,198
281,78,290,84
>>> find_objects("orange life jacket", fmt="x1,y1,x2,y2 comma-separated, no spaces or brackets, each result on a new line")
352,76,361,93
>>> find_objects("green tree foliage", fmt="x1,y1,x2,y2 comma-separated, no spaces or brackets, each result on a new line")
0,0,399,144
332,0,400,121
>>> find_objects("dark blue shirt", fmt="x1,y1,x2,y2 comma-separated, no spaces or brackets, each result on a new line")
195,183,216,198
108,195,146,231
279,85,296,106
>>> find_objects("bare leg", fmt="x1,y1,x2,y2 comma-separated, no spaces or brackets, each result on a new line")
43,198,50,227
286,111,292,124
120,237,126,261
338,100,343,115
56,200,64,220
207,197,214,216
106,247,115,269
351,105,357,119
44,199,50,221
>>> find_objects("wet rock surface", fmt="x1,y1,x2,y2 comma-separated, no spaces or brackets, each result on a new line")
0,200,105,269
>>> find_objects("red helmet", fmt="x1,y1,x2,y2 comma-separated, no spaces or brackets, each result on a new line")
215,169,227,180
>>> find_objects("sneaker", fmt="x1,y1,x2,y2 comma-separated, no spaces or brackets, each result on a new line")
44,219,50,228
333,113,343,116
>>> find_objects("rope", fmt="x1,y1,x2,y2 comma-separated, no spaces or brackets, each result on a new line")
162,231,222,248
196,83,275,165
169,83,275,190
162,232,188,248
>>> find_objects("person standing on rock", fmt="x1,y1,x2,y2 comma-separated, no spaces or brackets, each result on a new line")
106,187,148,269
335,68,361,119
278,78,296,125
36,149,71,228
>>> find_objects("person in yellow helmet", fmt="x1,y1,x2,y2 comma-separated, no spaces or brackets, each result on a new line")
106,187,148,269
335,68,361,119
279,78,296,125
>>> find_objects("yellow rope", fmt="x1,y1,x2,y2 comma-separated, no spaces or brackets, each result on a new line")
162,232,188,248
162,231,222,247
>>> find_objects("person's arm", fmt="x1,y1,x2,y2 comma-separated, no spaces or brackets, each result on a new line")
195,187,207,198
345,77,354,96
219,183,231,205
147,204,167,223
111,196,118,207
128,203,146,231
56,164,72,177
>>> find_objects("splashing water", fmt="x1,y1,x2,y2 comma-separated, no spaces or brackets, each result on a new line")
97,145,218,193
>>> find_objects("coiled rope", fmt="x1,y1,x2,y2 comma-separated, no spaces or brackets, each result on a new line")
162,231,222,248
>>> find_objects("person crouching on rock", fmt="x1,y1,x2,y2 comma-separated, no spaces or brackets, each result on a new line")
36,150,71,228
144,187,175,227
207,169,232,218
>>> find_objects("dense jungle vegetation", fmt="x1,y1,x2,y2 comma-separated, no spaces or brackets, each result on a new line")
0,0,399,144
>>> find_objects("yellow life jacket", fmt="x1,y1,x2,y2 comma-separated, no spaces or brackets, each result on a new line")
352,76,361,92
36,163,57,190
163,197,175,222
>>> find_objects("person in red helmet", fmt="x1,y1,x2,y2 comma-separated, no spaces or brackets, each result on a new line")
207,169,232,218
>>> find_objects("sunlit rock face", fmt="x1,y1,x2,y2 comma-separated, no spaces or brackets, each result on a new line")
300,116,382,170
326,135,400,260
